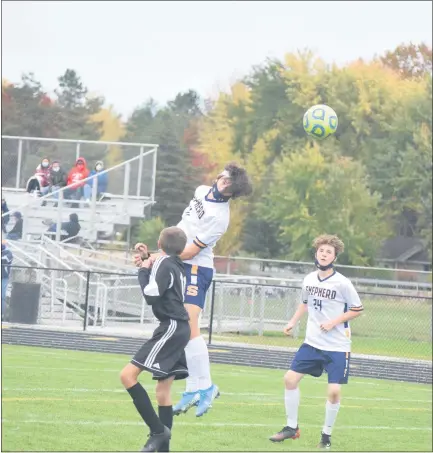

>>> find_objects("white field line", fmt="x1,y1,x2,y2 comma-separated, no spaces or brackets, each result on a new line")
2,388,432,404
1,419,431,431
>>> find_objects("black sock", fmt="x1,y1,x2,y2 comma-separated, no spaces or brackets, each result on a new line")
158,406,173,430
126,382,165,434
158,406,173,452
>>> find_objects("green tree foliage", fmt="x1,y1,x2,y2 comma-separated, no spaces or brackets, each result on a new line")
196,44,432,262
255,144,387,264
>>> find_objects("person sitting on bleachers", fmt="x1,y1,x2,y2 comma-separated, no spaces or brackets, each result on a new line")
45,213,81,243
83,160,108,203
42,160,68,207
65,157,89,208
25,157,51,196
6,212,23,240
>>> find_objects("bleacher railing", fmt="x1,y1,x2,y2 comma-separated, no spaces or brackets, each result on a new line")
1,136,158,197
1,136,159,242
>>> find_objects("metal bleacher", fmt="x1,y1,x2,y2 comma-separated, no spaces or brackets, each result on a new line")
1,136,161,328
2,136,158,243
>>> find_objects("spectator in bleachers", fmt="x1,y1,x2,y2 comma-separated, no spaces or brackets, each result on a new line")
1,240,13,320
6,212,23,240
46,213,81,243
26,157,51,196
42,160,68,207
83,161,108,203
66,157,89,207
1,198,9,233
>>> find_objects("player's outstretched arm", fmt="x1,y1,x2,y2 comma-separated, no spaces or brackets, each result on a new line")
178,243,202,261
284,303,308,335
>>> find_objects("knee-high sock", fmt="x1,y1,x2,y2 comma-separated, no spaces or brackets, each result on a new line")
323,400,340,435
284,388,300,429
126,383,164,434
185,336,212,392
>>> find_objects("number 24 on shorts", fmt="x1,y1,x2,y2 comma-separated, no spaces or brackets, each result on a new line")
186,285,198,297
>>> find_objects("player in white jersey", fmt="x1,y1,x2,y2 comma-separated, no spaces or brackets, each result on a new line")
135,163,252,421
269,235,364,450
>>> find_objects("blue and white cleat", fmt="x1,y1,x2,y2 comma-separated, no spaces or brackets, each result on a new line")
173,391,200,416
195,384,220,417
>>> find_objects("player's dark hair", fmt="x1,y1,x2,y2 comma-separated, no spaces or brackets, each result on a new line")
223,162,253,199
159,227,187,256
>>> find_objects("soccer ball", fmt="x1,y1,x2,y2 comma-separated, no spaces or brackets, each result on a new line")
303,104,338,140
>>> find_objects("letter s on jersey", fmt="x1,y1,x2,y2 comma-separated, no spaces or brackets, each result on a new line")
186,285,199,296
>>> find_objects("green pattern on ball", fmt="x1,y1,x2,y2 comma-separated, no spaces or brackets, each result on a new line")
303,104,338,140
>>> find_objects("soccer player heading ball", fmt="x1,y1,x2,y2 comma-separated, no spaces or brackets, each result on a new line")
269,234,364,449
135,162,252,418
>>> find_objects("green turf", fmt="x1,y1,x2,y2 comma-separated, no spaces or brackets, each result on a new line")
212,294,432,360
2,345,432,452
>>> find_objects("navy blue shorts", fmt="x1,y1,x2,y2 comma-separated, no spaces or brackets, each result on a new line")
183,263,214,309
290,343,351,384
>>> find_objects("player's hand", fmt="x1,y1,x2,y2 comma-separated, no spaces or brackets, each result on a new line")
140,258,153,269
320,321,335,333
283,321,296,336
134,253,144,267
149,252,161,264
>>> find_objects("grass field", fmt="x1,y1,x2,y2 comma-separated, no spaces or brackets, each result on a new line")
1,345,432,452
212,293,432,360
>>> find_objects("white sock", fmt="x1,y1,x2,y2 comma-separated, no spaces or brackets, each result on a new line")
323,400,340,435
285,388,300,429
185,336,212,392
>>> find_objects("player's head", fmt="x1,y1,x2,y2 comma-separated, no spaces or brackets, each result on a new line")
158,226,187,256
212,162,253,201
312,234,345,271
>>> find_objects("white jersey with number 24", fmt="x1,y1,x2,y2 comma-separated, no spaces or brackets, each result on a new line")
301,270,363,353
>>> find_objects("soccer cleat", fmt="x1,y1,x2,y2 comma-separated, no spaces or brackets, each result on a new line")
172,391,200,415
141,426,171,452
195,384,220,417
317,432,331,449
269,425,300,442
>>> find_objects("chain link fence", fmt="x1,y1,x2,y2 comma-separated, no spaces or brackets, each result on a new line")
2,266,431,362
213,256,432,289
207,280,432,361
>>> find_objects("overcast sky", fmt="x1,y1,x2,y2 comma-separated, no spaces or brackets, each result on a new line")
2,1,432,119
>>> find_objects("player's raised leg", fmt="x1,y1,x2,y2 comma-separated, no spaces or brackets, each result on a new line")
269,370,304,442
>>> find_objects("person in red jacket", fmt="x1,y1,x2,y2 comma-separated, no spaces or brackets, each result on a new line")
66,157,89,207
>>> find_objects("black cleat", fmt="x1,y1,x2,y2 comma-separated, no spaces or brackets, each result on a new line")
269,425,300,442
317,432,331,449
141,426,171,452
